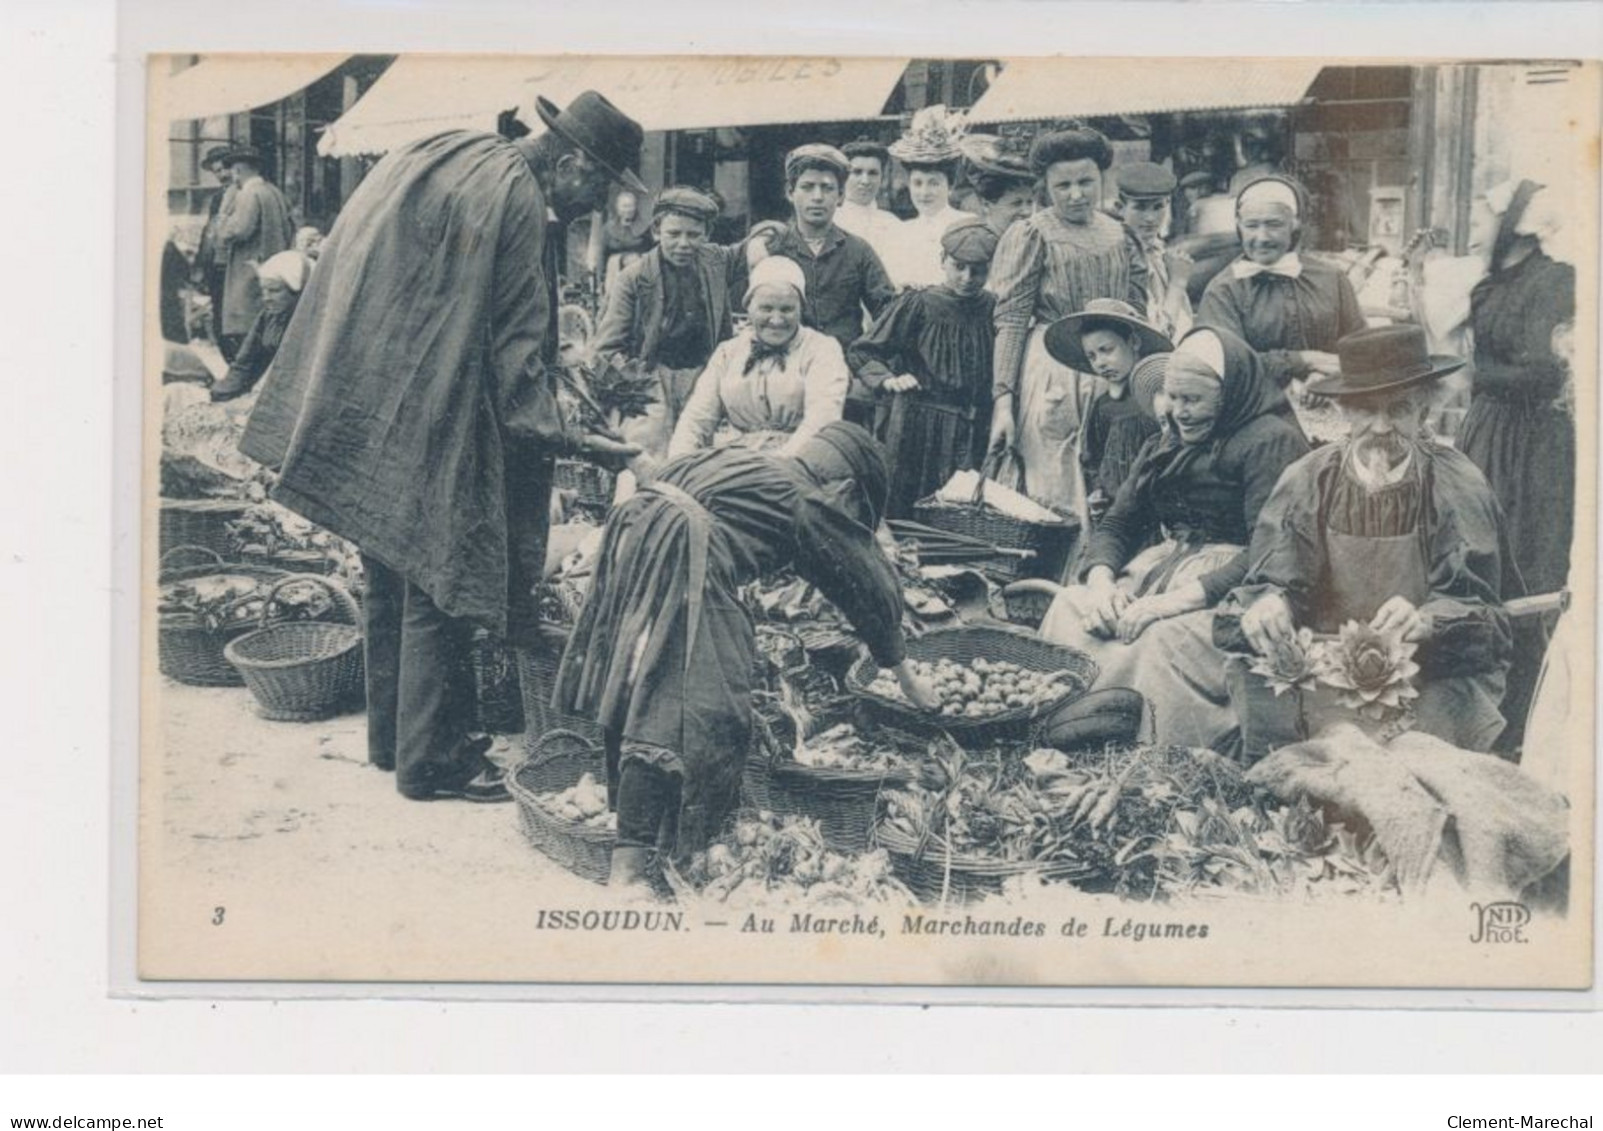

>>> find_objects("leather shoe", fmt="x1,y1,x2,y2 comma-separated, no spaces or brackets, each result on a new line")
400,763,512,804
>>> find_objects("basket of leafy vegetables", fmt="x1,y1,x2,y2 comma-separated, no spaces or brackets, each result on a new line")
157,546,289,687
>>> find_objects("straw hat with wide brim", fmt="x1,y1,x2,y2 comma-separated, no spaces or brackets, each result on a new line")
1043,299,1175,374
534,91,648,196
1130,354,1171,420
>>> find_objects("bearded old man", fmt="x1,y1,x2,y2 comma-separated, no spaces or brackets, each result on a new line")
240,92,646,804
1216,325,1522,760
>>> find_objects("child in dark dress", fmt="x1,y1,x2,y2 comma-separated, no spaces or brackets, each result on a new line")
849,219,1002,517
1043,299,1173,525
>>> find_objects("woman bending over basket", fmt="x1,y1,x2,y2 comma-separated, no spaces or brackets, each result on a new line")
1010,326,1309,749
553,421,941,897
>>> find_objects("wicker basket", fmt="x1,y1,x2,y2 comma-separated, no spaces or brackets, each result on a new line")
1001,587,1055,631
159,498,252,559
875,821,1090,903
508,729,615,884
847,624,1099,745
747,699,918,852
554,459,615,511
157,546,289,687
470,630,526,735
910,452,1077,582
223,575,364,722
517,622,602,754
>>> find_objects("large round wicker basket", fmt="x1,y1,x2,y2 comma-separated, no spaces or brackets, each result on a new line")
847,625,1098,745
223,575,364,722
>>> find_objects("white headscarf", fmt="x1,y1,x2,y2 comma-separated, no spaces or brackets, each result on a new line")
1236,178,1300,217
1486,179,1571,265
1231,178,1304,279
1172,328,1226,381
743,255,807,306
256,250,310,293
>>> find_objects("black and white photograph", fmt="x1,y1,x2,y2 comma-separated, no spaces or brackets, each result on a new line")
138,53,1596,988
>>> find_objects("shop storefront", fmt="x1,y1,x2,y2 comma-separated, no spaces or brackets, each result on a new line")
166,54,394,229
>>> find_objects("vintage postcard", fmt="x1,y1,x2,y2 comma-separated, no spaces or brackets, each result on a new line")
139,53,1596,989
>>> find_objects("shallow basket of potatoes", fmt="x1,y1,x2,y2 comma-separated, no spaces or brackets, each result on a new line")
846,624,1098,746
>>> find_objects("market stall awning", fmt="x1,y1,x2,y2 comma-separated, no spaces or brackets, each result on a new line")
969,57,1324,122
164,54,350,121
318,55,910,157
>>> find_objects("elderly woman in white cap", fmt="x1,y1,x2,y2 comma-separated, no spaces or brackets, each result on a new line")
667,256,849,458
1196,175,1366,396
1022,325,1308,748
210,249,311,402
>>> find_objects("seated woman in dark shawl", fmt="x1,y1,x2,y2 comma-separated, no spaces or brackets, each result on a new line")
1020,326,1311,748
553,422,941,895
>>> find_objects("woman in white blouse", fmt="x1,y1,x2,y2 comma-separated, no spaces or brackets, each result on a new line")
883,106,978,289
667,256,849,457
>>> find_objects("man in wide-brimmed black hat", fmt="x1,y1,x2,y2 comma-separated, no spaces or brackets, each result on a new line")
240,90,644,804
216,144,295,359
1216,324,1523,757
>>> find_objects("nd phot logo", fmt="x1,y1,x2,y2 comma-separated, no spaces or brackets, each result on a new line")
1469,901,1531,944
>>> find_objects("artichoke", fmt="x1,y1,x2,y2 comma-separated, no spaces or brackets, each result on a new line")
1246,626,1323,696
1318,620,1421,721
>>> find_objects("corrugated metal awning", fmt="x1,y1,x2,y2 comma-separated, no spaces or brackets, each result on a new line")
969,57,1324,122
164,54,350,121
318,54,910,158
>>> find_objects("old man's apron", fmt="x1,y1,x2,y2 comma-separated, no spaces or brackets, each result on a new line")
1240,509,1505,756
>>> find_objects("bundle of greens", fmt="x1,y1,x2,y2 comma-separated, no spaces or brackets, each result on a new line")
742,573,831,624
679,813,916,907
1154,794,1394,900
226,502,336,559
157,573,271,628
556,357,659,435
879,742,1386,900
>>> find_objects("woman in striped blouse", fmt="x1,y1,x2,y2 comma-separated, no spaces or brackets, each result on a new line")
987,127,1147,537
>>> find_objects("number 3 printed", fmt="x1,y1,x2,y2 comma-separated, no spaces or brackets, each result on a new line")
212,906,226,926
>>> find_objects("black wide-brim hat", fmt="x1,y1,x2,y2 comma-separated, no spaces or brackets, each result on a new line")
535,91,648,197
225,146,263,167
1308,324,1466,398
1044,299,1175,374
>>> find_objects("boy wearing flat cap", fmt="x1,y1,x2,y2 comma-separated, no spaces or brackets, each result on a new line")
848,217,1000,516
593,185,761,469
1217,325,1522,758
1117,161,1193,339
